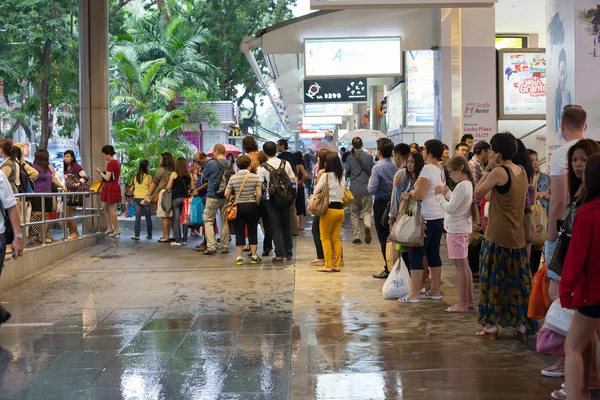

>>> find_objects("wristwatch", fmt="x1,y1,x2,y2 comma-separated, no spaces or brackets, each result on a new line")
14,234,23,239
485,166,492,173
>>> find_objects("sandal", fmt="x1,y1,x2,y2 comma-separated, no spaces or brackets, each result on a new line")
398,296,420,303
310,258,325,265
420,292,443,300
445,306,468,313
475,327,498,341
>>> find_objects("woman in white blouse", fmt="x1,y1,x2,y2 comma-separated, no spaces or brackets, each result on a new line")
313,153,345,273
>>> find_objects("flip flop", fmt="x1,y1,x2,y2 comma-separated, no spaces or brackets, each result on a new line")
419,287,426,294
445,306,468,313
421,292,443,300
398,296,420,303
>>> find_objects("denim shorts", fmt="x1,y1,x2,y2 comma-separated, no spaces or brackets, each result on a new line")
545,240,561,281
407,218,444,270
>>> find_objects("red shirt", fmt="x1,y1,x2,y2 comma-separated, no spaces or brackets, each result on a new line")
559,198,600,309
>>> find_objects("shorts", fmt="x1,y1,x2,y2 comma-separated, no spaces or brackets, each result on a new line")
578,305,600,319
407,218,444,270
447,232,469,260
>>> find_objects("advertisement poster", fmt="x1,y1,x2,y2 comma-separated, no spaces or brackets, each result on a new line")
405,50,435,126
500,51,547,118
546,0,575,151
386,83,404,134
303,103,354,117
304,78,367,103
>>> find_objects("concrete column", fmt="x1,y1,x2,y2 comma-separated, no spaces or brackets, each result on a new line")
79,0,110,178
436,7,497,148
546,0,600,156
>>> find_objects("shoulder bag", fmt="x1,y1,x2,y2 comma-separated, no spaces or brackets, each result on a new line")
125,176,135,198
353,153,368,175
223,173,250,221
311,174,330,216
548,202,577,276
388,199,426,247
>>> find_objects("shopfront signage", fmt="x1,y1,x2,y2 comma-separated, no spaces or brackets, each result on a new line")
304,37,401,78
304,78,367,103
303,103,354,117
498,49,546,120
387,83,404,133
301,123,336,131
302,116,343,125
405,50,435,126
310,0,496,9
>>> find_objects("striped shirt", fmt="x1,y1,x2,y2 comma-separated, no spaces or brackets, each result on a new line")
227,170,261,204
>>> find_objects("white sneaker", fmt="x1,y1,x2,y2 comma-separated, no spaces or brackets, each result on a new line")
171,242,182,246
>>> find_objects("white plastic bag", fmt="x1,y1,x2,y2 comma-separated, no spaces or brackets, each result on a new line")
544,299,574,336
382,258,412,300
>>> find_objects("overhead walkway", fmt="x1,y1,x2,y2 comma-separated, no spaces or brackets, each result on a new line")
0,218,555,399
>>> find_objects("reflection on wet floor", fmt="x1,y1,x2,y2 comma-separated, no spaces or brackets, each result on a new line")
0,218,570,399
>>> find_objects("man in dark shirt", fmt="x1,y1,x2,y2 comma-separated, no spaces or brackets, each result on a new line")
277,139,298,235
340,147,352,164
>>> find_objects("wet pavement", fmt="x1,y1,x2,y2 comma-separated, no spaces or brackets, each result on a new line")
0,216,573,399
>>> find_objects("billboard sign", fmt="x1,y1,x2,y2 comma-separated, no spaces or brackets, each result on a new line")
498,49,546,119
304,78,367,103
304,103,354,117
304,37,401,78
405,50,435,126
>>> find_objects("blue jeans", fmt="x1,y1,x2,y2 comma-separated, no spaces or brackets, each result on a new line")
171,197,189,243
133,198,152,238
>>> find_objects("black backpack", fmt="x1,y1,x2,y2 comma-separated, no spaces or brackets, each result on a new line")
263,160,296,208
17,162,34,194
213,159,235,196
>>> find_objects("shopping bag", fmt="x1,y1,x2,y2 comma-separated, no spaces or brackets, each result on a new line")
382,258,412,300
127,202,135,218
532,203,548,247
190,196,204,225
545,299,574,336
181,197,192,225
528,264,550,320
90,179,104,193
536,326,566,357
388,201,426,247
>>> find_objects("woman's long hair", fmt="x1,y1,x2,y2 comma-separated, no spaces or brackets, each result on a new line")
34,149,50,172
175,157,190,178
512,139,535,184
583,153,600,204
406,152,425,182
567,139,600,202
318,149,331,171
324,152,343,183
63,150,77,173
0,138,15,161
294,151,306,168
161,152,175,171
444,155,479,222
136,160,150,184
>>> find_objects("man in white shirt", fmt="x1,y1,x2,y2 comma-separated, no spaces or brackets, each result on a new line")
0,170,24,325
258,142,296,263
542,104,586,379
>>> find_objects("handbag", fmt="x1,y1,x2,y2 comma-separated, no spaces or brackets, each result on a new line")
532,202,548,247
161,189,173,214
389,199,426,247
125,177,135,198
90,179,104,193
548,202,577,276
311,174,329,216
342,186,354,208
545,299,574,336
528,263,550,320
190,196,205,225
223,173,250,221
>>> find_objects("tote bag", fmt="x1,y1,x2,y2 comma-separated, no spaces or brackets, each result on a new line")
311,174,329,216
190,196,205,225
388,200,426,247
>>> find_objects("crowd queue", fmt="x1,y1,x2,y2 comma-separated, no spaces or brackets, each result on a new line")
0,106,597,399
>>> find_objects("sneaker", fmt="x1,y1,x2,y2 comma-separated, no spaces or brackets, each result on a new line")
146,236,152,240
272,257,284,263
285,255,293,260
181,241,187,246
235,257,244,265
202,249,217,255
365,227,372,244
373,270,389,279
542,358,565,378
131,237,140,241
171,242,182,246
250,256,262,265
352,239,361,245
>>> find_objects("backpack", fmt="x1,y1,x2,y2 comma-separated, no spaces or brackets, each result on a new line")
263,160,296,208
17,162,34,194
213,159,235,196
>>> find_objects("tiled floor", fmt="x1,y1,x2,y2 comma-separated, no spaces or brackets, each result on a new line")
0,217,570,399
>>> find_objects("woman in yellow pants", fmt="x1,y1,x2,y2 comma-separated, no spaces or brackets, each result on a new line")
313,152,346,272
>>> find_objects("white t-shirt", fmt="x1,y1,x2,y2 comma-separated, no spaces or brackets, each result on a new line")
315,172,345,202
550,139,580,176
435,180,473,234
0,170,17,235
257,158,296,201
418,164,446,221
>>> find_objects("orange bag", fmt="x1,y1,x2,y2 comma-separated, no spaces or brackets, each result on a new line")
528,262,550,320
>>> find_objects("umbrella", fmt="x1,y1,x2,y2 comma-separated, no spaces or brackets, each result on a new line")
206,144,241,157
340,129,388,149
306,141,338,152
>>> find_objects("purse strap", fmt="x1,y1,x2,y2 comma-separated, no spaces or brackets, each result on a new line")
233,172,251,203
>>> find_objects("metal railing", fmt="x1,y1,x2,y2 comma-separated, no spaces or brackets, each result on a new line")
518,124,547,141
15,191,102,248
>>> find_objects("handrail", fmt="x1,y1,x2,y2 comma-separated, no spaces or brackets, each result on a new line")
14,191,102,249
519,124,546,141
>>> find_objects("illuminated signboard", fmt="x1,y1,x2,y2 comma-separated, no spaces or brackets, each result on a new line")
387,83,404,133
304,37,401,78
498,48,546,120
405,50,434,126
302,116,343,125
304,78,367,103
303,103,354,117
495,37,526,49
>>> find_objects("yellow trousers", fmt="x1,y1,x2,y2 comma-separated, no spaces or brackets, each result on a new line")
319,208,344,268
